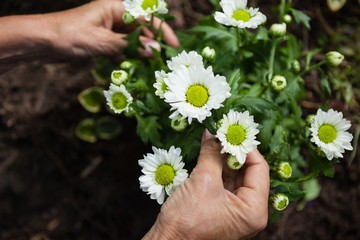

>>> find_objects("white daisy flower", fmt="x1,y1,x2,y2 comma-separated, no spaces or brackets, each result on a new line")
138,146,188,204
111,70,128,86
310,109,353,160
103,84,133,114
214,0,266,29
164,65,231,124
123,0,168,21
216,110,260,164
166,50,204,71
153,70,168,99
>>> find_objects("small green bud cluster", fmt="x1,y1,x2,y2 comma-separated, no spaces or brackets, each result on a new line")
111,70,129,85
276,162,292,180
226,155,243,170
269,23,287,38
271,193,289,211
271,75,287,91
325,51,344,67
122,11,135,25
201,46,216,60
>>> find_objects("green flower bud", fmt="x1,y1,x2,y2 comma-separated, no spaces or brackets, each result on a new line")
291,60,301,73
122,11,135,25
282,14,292,24
226,155,243,170
305,114,315,126
171,116,188,132
269,23,287,37
271,75,287,91
120,61,133,70
326,51,344,67
276,162,292,180
201,46,216,60
111,70,129,85
271,193,289,211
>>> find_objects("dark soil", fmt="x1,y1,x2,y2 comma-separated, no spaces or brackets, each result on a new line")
1,1,359,239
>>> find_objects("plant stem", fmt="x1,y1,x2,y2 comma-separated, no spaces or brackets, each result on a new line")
268,39,279,81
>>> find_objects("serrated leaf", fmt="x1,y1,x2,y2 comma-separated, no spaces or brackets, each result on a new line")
78,87,104,113
291,9,311,29
136,115,162,145
75,118,97,143
124,27,143,57
226,95,277,113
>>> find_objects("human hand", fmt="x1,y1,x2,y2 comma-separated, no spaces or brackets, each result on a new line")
47,0,179,58
144,130,270,240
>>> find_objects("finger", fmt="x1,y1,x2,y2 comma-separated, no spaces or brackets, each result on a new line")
138,36,161,57
238,149,270,198
152,17,179,48
195,129,225,180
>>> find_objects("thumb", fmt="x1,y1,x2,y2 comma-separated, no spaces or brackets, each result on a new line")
195,129,225,179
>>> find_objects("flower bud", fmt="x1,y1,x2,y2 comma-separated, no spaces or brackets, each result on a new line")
271,75,287,91
201,46,216,60
325,51,344,67
271,193,289,211
111,70,129,85
226,155,243,170
269,23,287,37
276,162,292,180
120,61,133,70
122,11,135,25
305,114,315,126
291,60,301,73
171,116,188,132
282,14,292,24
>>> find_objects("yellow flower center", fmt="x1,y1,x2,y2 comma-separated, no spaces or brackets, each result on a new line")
112,92,127,110
277,199,288,210
226,125,246,145
232,9,251,22
186,84,209,107
141,0,158,10
155,164,175,186
282,164,292,177
318,124,337,143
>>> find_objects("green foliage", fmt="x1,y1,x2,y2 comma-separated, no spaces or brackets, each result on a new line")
76,0,357,215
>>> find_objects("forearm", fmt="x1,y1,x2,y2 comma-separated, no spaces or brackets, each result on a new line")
0,14,56,73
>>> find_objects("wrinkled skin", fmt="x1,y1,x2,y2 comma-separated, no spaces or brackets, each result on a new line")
144,130,270,240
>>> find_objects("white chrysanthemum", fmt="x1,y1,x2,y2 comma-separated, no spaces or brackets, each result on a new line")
164,65,231,124
214,0,266,29
123,0,168,21
103,84,133,114
166,50,204,71
216,110,260,164
138,146,188,204
153,70,168,99
310,109,353,160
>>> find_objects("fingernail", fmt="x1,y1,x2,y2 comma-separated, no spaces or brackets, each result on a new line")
143,41,160,57
202,129,214,141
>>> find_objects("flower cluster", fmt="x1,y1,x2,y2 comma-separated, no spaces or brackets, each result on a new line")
78,0,356,209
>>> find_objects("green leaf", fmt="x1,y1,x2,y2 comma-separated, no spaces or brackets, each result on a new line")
124,27,143,57
291,9,311,29
96,116,123,140
75,118,97,143
77,87,104,113
136,115,162,146
297,179,321,210
226,95,277,113
191,26,237,51
227,69,241,94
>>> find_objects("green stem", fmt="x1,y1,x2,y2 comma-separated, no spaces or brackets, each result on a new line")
268,39,279,81
301,60,326,76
